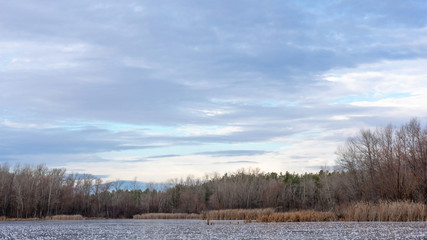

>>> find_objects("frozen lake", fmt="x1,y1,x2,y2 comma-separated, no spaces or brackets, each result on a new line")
0,219,426,239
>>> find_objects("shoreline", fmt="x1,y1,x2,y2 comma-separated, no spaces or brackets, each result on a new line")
3,202,426,222
2,218,426,222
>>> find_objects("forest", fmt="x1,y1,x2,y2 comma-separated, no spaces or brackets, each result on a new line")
0,119,426,219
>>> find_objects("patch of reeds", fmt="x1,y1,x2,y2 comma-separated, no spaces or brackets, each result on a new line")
258,210,337,222
1,217,41,221
201,208,274,220
47,215,85,220
0,216,6,221
133,213,200,219
345,201,426,221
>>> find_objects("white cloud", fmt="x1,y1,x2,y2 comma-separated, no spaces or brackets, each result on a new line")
330,115,350,121
200,109,231,117
177,125,244,136
0,41,101,71
323,58,427,101
0,120,54,129
1,121,38,129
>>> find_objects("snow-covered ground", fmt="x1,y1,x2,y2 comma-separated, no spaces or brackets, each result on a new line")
0,219,426,239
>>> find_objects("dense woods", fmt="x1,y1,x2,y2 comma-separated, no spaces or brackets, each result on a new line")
0,119,426,219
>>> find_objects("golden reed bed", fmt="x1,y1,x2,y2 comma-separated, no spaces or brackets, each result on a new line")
133,213,200,219
200,208,274,221
344,201,426,221
168,201,426,222
258,210,337,222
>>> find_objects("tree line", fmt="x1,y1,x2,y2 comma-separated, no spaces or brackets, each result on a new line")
0,118,425,218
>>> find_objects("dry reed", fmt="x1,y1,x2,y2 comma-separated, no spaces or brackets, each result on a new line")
2,217,41,221
201,208,274,220
258,210,337,222
47,215,85,220
133,213,200,219
345,201,426,221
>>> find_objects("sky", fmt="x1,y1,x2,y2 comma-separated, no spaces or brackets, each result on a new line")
1,0,427,182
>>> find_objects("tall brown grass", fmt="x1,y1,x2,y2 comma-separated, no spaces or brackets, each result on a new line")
5,218,40,221
44,214,85,220
208,201,427,222
345,201,426,221
47,215,85,220
201,208,274,220
0,215,84,221
133,213,200,219
258,210,337,222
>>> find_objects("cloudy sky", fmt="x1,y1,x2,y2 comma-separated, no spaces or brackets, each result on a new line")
1,0,427,182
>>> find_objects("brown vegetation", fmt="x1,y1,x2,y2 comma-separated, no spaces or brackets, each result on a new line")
258,210,337,222
201,208,337,222
257,201,427,222
345,201,426,221
133,213,200,219
201,208,274,220
0,214,84,221
0,217,41,221
47,214,85,220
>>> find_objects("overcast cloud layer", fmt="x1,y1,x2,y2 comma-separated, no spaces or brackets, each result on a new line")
1,0,427,181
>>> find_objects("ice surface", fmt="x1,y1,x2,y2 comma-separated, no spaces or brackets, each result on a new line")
0,220,426,239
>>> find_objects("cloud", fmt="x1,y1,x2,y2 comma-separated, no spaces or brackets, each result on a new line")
214,160,259,164
321,58,427,122
0,125,162,156
65,173,109,179
147,154,181,159
1,0,427,181
305,165,338,171
196,150,269,157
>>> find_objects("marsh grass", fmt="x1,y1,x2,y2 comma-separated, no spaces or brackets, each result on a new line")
204,201,427,222
47,215,85,220
201,208,274,220
345,201,426,221
133,213,200,219
0,217,41,221
258,210,337,222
